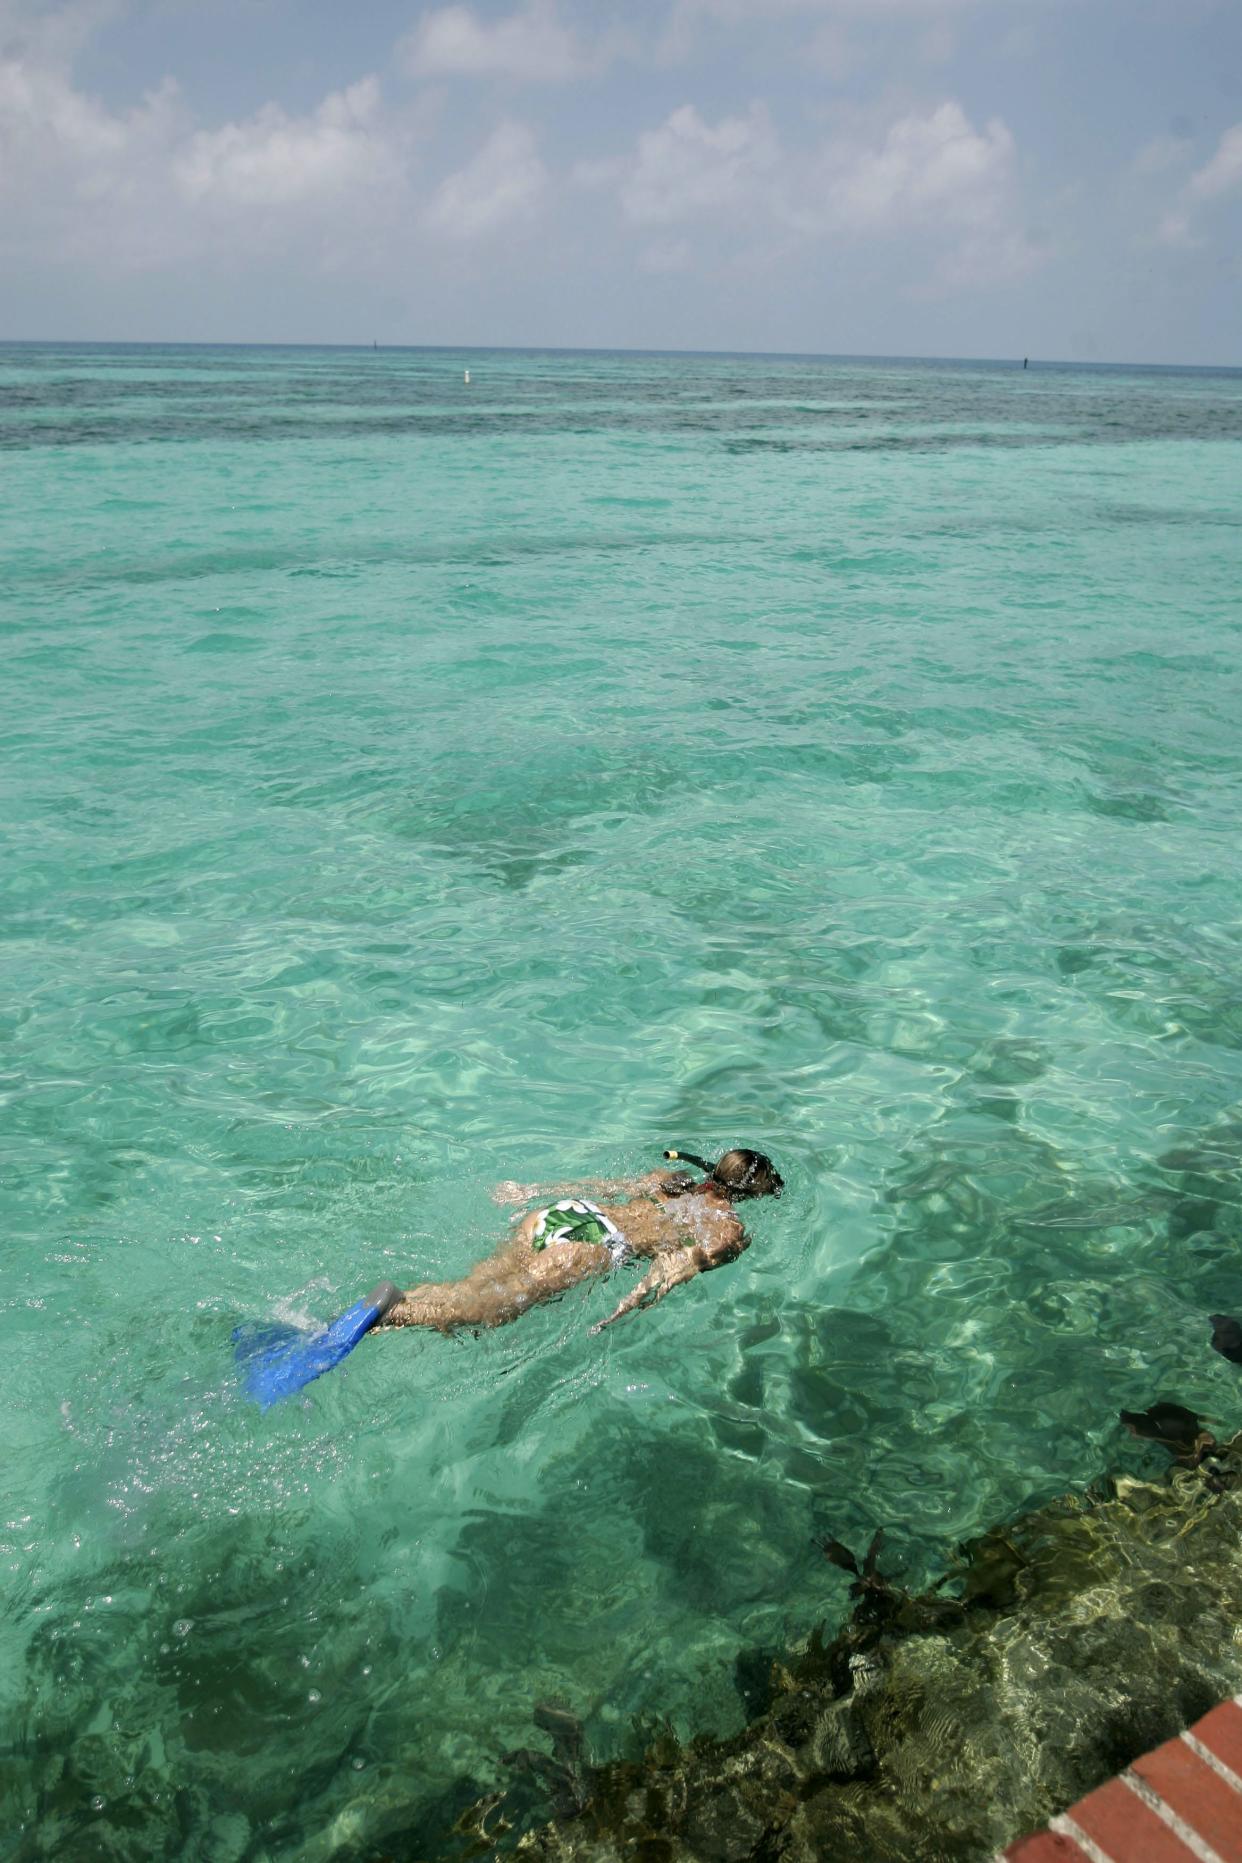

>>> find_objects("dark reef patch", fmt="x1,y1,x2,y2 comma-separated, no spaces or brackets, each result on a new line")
451,1433,1242,1863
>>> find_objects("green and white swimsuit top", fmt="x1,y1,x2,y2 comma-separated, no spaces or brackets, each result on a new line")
529,1199,632,1267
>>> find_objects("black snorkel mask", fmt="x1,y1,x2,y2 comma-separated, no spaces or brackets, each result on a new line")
663,1147,783,1199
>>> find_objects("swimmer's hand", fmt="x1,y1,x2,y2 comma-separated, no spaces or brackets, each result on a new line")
491,1180,538,1205
589,1249,702,1334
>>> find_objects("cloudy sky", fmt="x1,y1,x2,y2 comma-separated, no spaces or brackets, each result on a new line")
1,0,1238,361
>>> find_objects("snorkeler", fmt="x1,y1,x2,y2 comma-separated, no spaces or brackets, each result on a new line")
233,1148,784,1407
378,1148,784,1337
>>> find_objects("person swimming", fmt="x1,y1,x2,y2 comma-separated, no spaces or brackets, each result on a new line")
378,1147,784,1337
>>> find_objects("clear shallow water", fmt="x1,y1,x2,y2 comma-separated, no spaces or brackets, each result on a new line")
3,343,1242,1858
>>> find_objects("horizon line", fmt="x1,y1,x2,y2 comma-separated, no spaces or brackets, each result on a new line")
0,337,1238,373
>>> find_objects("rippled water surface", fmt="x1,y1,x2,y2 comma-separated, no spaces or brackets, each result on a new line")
3,344,1242,1858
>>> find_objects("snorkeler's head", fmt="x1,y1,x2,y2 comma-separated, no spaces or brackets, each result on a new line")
663,1147,784,1200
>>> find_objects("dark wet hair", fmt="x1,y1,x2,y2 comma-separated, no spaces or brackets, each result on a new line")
663,1147,784,1200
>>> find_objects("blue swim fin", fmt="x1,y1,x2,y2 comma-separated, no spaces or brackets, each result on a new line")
233,1281,401,1409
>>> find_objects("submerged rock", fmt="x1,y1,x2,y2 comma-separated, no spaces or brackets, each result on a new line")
496,1438,1242,1863
1210,1313,1242,1365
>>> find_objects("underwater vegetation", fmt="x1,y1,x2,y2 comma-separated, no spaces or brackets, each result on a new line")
453,1416,1242,1863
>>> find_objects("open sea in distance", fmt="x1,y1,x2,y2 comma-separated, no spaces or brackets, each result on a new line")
2,342,1242,1858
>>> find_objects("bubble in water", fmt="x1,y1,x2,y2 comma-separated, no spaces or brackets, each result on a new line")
308,1689,321,1704
173,1619,192,1637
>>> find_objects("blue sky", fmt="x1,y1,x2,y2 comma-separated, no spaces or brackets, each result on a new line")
1,0,1239,361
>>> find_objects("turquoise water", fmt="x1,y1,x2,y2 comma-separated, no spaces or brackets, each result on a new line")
3,343,1242,1858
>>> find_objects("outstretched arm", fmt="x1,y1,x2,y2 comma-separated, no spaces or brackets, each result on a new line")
491,1169,682,1207
589,1246,708,1334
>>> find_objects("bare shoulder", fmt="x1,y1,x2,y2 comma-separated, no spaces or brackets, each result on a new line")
595,1196,678,1256
599,1169,683,1203
670,1193,746,1257
602,1189,740,1260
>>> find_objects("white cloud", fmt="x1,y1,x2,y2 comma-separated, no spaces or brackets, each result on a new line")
401,1,594,82
814,102,1044,287
1132,133,1192,177
1187,122,1242,202
593,96,1039,290
0,30,417,274
1147,121,1242,248
0,11,562,277
1153,210,1198,250
818,102,1015,235
2,7,1042,306
0,0,119,66
617,103,779,226
0,53,179,174
0,53,186,264
424,119,546,236
175,79,396,210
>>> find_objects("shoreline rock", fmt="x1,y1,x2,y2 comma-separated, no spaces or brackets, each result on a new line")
463,1437,1242,1862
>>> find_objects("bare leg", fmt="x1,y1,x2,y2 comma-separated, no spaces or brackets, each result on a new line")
382,1237,600,1333
383,1279,498,1332
383,1274,510,1333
